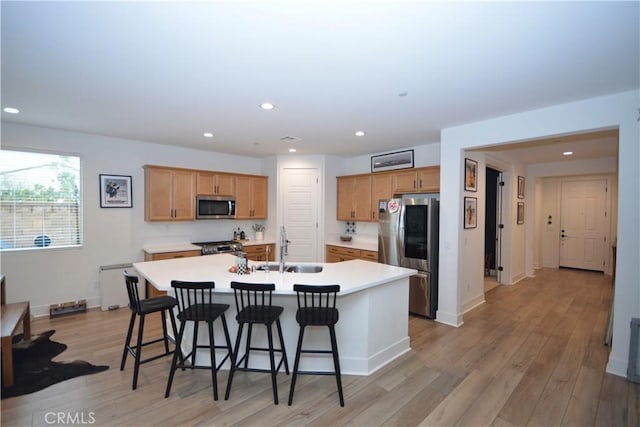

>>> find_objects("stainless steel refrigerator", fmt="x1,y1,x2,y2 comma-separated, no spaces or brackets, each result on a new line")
378,197,439,318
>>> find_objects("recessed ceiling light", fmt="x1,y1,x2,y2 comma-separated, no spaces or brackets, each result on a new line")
288,148,296,153
203,132,214,138
3,107,19,114
355,131,366,137
260,102,275,110
563,151,574,156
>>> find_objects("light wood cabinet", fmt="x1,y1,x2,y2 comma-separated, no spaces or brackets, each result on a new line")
371,173,393,222
338,166,440,222
392,166,440,193
326,245,378,263
196,172,235,196
235,175,268,219
143,249,201,296
337,175,372,221
144,166,196,221
243,243,275,262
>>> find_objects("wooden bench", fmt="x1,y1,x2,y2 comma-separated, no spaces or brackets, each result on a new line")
1,275,31,387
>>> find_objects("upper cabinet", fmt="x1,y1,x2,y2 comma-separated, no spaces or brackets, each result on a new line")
337,174,372,221
371,173,393,222
392,166,440,193
144,166,196,221
235,175,268,219
196,172,235,196
337,166,440,222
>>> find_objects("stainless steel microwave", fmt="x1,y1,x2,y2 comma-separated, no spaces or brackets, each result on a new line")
196,195,236,219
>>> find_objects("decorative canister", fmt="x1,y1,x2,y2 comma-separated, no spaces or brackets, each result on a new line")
235,252,247,274
255,231,264,241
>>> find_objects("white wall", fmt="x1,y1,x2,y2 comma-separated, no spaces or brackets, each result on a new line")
440,90,639,378
0,123,263,315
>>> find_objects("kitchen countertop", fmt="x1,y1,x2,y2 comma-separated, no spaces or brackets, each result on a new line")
142,243,201,254
326,240,378,252
134,253,412,296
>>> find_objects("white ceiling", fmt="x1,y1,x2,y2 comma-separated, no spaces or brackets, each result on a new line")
1,1,637,161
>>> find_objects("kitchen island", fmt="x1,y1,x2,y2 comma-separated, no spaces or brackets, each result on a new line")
133,254,415,375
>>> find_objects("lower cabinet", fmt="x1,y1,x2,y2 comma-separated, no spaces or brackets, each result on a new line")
243,243,275,262
326,245,378,263
143,249,201,297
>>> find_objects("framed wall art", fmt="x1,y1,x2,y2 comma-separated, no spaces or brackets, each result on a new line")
518,176,525,199
465,158,478,192
464,197,477,229
100,174,132,208
517,202,525,225
371,149,414,173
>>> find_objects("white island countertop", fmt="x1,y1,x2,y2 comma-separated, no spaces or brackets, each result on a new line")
133,253,414,295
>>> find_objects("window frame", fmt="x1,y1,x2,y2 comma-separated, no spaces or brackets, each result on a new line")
0,146,83,252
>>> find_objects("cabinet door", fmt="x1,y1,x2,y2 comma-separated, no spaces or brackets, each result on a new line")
417,167,440,192
196,172,215,195
145,168,174,221
171,170,196,220
371,173,393,222
392,170,418,193
353,175,372,221
337,177,354,220
235,176,252,219
216,174,235,196
250,176,268,219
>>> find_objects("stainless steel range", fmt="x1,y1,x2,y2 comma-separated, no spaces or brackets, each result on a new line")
193,240,243,255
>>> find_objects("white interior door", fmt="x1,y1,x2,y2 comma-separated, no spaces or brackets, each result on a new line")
559,179,608,271
281,168,320,263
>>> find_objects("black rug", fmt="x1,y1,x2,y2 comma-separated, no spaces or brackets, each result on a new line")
1,330,109,399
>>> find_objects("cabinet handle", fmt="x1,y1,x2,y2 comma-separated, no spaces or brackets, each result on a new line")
414,180,417,189
419,179,423,188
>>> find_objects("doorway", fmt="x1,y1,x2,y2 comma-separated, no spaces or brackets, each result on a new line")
484,167,501,292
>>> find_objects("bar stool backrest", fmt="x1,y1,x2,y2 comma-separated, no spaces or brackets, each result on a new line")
170,280,216,320
293,284,340,325
230,281,275,322
124,270,143,313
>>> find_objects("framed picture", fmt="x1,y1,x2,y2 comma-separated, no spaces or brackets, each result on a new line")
100,174,132,208
517,202,525,225
518,176,525,199
464,197,477,229
371,149,414,173
464,158,478,192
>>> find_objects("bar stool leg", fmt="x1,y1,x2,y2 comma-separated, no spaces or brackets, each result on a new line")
329,325,344,407
165,321,186,398
244,324,253,369
225,323,244,400
287,325,306,405
208,321,218,400
275,319,289,374
160,310,170,353
120,311,136,371
132,314,146,390
266,323,278,404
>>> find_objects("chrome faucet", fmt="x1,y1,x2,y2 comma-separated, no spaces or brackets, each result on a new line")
265,245,270,271
279,226,290,273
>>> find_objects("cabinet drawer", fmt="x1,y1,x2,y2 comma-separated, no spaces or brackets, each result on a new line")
360,250,378,261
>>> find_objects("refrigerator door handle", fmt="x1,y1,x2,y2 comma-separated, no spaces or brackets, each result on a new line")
398,204,406,261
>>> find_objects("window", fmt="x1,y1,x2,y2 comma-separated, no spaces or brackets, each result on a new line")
0,149,82,250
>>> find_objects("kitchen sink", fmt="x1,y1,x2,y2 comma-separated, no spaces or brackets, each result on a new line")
256,264,323,273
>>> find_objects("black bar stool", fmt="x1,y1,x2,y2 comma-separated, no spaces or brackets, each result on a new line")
165,280,233,400
224,281,289,404
288,284,344,406
120,270,178,390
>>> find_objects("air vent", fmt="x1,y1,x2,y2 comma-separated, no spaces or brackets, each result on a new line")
280,135,302,143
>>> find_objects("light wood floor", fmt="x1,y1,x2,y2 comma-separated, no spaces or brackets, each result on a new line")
2,268,638,426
